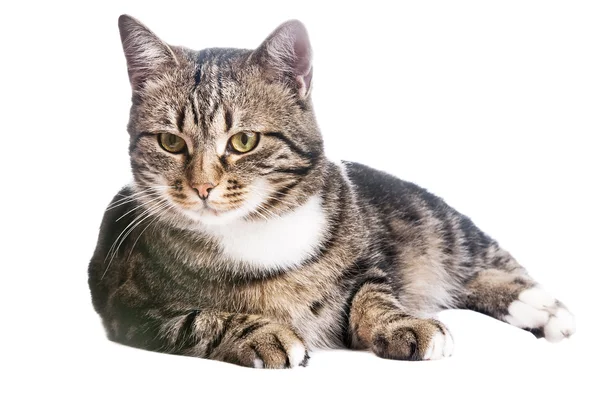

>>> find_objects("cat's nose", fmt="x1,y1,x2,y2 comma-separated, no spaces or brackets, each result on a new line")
193,182,215,200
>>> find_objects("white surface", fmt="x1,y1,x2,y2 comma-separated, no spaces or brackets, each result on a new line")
1,1,598,399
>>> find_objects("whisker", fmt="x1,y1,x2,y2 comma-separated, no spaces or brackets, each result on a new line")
126,202,174,261
106,187,166,210
104,195,166,260
104,199,162,265
251,207,270,222
102,198,169,278
115,194,163,222
254,202,280,220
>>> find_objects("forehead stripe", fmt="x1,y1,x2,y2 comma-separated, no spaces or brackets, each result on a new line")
176,106,186,132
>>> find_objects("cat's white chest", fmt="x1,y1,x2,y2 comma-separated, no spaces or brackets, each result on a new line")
201,195,328,272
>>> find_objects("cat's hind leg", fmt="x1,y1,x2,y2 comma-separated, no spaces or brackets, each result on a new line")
460,266,576,342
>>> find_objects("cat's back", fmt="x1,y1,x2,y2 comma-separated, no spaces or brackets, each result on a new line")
342,161,450,218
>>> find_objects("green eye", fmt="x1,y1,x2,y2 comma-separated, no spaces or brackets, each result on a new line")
229,132,259,153
159,133,186,153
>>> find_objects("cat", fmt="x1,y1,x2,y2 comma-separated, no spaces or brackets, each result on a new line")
88,15,576,368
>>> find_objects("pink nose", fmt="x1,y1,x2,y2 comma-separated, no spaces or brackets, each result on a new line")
193,182,215,200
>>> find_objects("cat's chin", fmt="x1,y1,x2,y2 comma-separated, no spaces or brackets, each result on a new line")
196,208,231,225
176,204,250,227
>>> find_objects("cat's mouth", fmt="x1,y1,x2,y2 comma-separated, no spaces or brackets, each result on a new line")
178,198,248,224
166,178,270,225
165,189,239,218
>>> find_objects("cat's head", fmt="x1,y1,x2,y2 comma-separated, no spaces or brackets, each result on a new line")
118,15,325,226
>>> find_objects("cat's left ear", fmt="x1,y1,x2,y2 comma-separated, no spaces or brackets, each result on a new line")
252,20,313,99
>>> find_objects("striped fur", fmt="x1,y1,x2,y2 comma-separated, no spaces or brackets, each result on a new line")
88,15,575,368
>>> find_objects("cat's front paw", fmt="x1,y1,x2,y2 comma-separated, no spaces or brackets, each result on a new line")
504,286,576,342
233,322,309,369
371,318,453,361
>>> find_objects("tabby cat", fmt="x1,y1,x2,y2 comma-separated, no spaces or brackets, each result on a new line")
88,15,576,368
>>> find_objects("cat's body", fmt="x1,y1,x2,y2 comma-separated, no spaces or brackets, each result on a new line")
88,16,575,367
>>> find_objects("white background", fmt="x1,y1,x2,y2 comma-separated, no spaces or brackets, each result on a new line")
2,1,598,399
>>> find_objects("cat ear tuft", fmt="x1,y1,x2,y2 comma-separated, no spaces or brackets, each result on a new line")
253,20,313,99
118,15,178,90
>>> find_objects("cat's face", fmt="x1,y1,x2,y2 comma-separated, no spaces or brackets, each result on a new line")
119,16,324,226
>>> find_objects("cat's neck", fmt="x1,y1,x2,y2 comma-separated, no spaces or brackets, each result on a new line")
197,194,329,273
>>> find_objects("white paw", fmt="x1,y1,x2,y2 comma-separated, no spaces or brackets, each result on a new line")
545,307,576,343
252,343,308,368
423,330,454,360
288,343,309,367
505,287,576,342
253,358,265,369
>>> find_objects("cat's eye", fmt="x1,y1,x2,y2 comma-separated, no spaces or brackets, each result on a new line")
158,133,186,153
229,132,259,154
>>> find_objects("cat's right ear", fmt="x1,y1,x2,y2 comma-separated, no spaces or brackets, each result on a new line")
118,15,178,90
